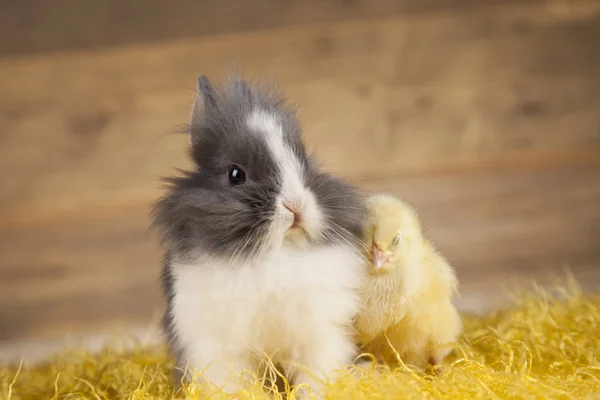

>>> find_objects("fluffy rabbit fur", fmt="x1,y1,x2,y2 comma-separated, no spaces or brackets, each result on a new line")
152,75,367,398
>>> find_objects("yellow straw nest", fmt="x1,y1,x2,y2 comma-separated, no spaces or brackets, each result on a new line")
2,279,599,400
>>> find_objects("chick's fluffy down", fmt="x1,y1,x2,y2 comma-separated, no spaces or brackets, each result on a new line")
355,194,462,370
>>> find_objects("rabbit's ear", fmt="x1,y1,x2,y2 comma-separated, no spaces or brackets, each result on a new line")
231,77,252,102
191,75,217,128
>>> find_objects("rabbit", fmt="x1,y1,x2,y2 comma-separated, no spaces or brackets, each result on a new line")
152,74,367,399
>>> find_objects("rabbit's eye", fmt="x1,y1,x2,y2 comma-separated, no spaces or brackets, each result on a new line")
228,165,246,185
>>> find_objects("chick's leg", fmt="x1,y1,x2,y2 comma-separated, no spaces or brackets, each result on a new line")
426,301,462,372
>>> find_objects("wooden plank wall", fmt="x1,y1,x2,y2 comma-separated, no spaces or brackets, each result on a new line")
1,0,599,342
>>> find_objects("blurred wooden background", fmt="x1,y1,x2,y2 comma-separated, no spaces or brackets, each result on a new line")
1,0,599,347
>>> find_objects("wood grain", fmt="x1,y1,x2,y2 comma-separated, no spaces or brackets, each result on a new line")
0,204,162,340
0,0,541,56
1,164,598,341
1,1,599,224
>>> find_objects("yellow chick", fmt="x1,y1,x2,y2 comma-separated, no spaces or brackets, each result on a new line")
354,194,462,371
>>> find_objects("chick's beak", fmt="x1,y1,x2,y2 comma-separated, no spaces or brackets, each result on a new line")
371,246,389,270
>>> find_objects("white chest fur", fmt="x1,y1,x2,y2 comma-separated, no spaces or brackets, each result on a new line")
169,243,365,391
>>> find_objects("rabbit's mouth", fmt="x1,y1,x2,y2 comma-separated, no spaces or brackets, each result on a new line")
283,225,311,248
288,223,307,236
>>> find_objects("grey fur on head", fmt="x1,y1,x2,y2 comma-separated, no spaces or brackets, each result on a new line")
151,74,367,262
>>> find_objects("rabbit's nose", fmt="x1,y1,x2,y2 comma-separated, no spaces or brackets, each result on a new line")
282,201,302,228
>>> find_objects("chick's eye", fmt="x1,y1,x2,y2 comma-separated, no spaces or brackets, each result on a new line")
391,232,402,247
227,165,246,185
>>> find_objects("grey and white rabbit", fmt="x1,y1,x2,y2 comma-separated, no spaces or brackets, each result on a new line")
152,75,367,397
